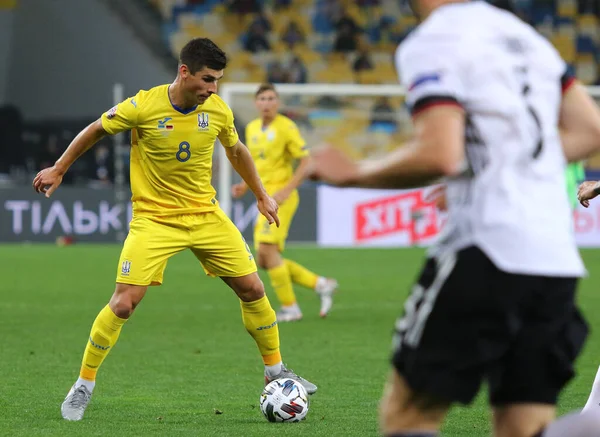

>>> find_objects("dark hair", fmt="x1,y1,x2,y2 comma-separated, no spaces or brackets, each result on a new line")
255,83,278,98
179,38,227,74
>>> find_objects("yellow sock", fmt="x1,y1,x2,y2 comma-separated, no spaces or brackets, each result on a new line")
79,305,127,381
240,295,281,365
285,259,319,290
267,263,297,306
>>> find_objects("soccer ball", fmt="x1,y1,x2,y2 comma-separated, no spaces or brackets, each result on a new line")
259,378,309,422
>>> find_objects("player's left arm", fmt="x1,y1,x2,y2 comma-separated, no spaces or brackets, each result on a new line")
217,106,279,226
225,141,279,226
274,157,311,203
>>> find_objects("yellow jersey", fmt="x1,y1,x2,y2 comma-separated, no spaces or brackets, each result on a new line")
101,84,239,217
245,114,308,190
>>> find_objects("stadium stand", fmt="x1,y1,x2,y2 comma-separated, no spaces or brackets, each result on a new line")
143,0,600,167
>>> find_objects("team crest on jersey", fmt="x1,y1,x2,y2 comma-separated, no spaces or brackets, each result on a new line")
121,260,131,276
106,105,118,119
198,112,209,131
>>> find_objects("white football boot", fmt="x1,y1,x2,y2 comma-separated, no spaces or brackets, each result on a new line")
276,304,303,323
316,277,338,318
61,384,92,421
265,364,318,395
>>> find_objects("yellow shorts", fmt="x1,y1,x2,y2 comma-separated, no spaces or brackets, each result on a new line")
254,188,299,252
116,209,257,286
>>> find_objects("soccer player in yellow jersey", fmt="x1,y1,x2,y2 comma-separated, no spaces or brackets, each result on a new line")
32,38,316,422
231,84,338,323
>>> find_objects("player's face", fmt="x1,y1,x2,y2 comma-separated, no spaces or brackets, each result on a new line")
182,66,224,105
255,90,279,118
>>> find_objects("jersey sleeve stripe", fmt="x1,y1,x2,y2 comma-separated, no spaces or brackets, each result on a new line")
561,72,576,94
411,95,463,117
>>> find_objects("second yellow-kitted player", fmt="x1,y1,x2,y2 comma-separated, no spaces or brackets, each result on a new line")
232,84,338,322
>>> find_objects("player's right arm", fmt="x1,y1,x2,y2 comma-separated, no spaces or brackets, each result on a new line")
559,79,600,162
272,120,310,205
33,94,142,198
33,119,107,197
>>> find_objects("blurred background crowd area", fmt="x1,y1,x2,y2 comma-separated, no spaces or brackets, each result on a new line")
1,0,600,188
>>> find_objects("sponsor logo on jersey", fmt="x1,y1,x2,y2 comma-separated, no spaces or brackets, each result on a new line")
157,117,174,130
130,98,137,108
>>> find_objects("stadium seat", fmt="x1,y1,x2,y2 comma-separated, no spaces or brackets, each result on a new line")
292,45,321,64
557,0,577,18
153,0,600,158
587,154,600,170
578,14,599,41
577,35,597,54
552,34,576,63
575,54,598,84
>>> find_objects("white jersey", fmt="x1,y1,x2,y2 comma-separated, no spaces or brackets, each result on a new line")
396,1,585,277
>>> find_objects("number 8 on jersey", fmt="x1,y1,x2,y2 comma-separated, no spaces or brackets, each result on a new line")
176,141,191,162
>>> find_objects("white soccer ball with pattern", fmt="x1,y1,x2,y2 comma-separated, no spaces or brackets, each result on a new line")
259,378,309,422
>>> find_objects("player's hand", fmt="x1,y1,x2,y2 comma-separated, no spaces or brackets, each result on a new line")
257,195,280,227
231,182,248,199
273,189,291,205
577,181,600,208
425,185,448,212
32,166,64,198
308,145,359,187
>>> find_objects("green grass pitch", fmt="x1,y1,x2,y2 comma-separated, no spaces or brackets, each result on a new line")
1,245,600,436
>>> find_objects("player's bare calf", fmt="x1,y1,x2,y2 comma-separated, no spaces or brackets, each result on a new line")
109,283,148,318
